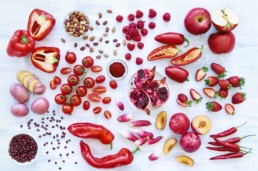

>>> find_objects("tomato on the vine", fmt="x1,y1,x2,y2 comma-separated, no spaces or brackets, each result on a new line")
88,93,102,103
61,84,72,95
109,80,118,89
83,100,90,110
70,95,81,106
55,94,66,105
84,77,95,88
82,56,94,68
76,86,87,97
65,51,77,64
62,103,73,115
95,75,106,83
73,65,85,76
54,76,62,85
67,74,80,86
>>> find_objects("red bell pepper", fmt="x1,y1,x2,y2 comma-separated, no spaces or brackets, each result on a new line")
27,9,55,41
6,30,35,57
154,32,189,47
147,45,181,61
31,46,60,73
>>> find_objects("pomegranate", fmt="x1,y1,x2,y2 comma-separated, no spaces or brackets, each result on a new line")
129,88,151,114
145,77,169,107
133,66,156,89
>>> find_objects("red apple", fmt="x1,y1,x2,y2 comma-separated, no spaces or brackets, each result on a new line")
211,8,239,33
180,132,201,153
184,7,211,35
169,113,190,134
208,32,235,54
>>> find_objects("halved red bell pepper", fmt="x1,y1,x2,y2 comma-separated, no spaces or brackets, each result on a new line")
6,30,35,57
154,32,189,47
147,45,181,61
31,47,60,73
171,46,203,66
27,9,55,41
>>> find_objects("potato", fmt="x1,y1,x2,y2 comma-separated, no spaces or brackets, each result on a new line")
31,97,49,115
11,103,29,117
10,83,29,103
32,82,46,94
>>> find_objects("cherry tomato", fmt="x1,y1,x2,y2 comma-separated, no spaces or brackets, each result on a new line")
70,95,81,106
50,80,57,90
95,75,106,83
62,103,73,115
91,65,102,73
55,94,67,105
102,97,111,104
73,65,85,76
82,56,94,68
60,67,72,75
109,80,118,89
92,86,107,94
76,86,87,97
104,110,112,119
83,100,90,110
84,77,95,88
65,51,77,64
61,84,73,95
93,107,102,114
88,93,102,103
53,76,62,85
67,74,80,86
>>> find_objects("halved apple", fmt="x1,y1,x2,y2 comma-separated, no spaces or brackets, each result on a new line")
191,115,212,135
163,137,176,155
155,111,167,130
176,155,194,167
211,8,239,33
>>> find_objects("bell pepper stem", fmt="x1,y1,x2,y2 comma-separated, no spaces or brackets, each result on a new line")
177,48,182,53
21,36,28,44
198,45,204,52
131,147,140,155
184,37,190,47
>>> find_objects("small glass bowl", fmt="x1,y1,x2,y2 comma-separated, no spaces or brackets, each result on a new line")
107,59,128,81
64,11,90,37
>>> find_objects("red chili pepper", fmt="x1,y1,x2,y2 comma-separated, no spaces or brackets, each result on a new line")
80,141,139,168
68,123,114,147
214,137,240,152
210,152,244,160
6,30,35,57
31,46,60,73
208,134,256,146
147,45,181,61
210,122,247,138
154,32,189,47
206,146,239,152
171,46,203,66
27,9,55,41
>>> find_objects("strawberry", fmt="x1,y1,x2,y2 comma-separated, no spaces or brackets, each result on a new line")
190,88,203,103
206,101,222,112
205,76,219,87
177,94,192,107
218,80,231,90
211,63,226,78
225,103,235,115
232,92,246,104
203,88,218,98
195,66,208,82
227,76,245,88
218,88,228,98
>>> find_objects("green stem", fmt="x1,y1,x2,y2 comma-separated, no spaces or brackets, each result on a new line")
184,37,190,48
131,147,140,155
109,143,113,150
236,122,247,129
240,134,256,140
21,36,28,44
198,45,204,52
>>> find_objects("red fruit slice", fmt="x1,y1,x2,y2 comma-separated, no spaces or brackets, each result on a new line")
195,66,208,81
225,103,235,115
129,88,151,115
203,88,217,98
133,66,156,89
190,88,202,103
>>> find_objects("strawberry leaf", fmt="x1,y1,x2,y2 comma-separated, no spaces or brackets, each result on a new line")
206,102,214,111
202,66,208,72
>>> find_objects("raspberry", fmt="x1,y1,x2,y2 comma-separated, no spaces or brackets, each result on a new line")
133,34,141,42
116,15,123,22
129,28,139,37
135,10,143,18
129,22,137,29
122,26,130,34
137,20,145,29
137,42,144,49
148,22,156,29
148,9,157,18
127,14,135,21
141,28,148,36
163,12,171,22
125,53,132,60
127,43,135,51
136,57,143,65
125,34,132,41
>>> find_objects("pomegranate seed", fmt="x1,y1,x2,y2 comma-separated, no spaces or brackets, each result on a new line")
129,28,139,37
127,14,135,21
104,110,112,120
125,34,132,40
135,10,143,18
93,106,102,114
117,114,134,122
125,53,132,60
122,26,130,34
116,15,123,22
133,34,141,42
141,28,148,36
148,9,157,18
137,42,144,49
148,22,156,29
136,20,145,29
163,12,171,22
129,22,137,28
127,43,135,51
136,57,143,65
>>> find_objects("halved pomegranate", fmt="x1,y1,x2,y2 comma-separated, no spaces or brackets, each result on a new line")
133,66,156,89
129,88,151,115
